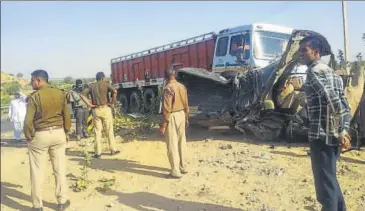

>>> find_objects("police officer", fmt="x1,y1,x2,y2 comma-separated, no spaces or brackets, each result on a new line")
80,72,120,158
70,79,89,140
160,67,189,179
24,70,71,211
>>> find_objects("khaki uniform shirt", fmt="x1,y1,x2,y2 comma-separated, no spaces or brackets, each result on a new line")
24,85,71,140
85,81,114,106
162,79,189,123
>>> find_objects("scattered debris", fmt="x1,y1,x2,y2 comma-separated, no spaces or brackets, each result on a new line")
219,144,233,150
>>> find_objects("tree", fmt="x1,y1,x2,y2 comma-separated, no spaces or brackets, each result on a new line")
3,81,21,95
16,73,23,78
63,76,74,84
356,53,363,61
337,49,346,69
362,33,365,43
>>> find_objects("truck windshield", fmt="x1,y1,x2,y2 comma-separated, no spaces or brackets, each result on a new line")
253,31,291,60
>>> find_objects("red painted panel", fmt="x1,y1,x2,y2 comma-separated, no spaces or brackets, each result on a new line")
151,54,158,78
111,38,216,84
111,62,116,84
122,61,128,82
144,55,151,79
117,62,122,83
158,52,166,78
189,44,197,68
206,39,215,70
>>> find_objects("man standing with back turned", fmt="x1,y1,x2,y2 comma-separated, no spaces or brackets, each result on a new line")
24,70,71,211
160,67,189,179
80,72,120,158
300,36,351,211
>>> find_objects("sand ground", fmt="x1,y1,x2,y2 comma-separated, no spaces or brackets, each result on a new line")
1,122,365,211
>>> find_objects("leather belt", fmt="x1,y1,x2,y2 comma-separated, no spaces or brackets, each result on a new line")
171,109,184,113
93,105,109,109
35,126,63,132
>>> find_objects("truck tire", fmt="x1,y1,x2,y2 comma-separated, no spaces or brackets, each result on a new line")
143,88,156,113
220,71,238,80
118,93,128,113
129,91,141,113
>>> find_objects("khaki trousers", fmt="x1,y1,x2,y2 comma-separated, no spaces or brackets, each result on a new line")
92,106,117,155
165,110,187,177
28,128,68,208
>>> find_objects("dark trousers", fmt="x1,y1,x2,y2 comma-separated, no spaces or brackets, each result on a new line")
310,140,346,211
75,108,89,137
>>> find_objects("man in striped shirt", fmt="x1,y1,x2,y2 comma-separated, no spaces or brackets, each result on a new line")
300,36,351,211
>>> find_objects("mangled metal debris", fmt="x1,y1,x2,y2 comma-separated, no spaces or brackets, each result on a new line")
177,30,365,146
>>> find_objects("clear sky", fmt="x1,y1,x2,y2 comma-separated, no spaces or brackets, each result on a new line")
1,1,364,79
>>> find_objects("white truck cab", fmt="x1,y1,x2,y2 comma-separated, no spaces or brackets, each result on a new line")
212,23,293,73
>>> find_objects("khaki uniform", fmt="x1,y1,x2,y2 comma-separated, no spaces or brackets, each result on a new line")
24,85,71,209
84,81,117,155
162,79,189,177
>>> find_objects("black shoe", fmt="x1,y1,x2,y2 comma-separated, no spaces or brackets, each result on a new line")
110,150,120,156
93,154,101,159
32,208,43,211
58,200,70,211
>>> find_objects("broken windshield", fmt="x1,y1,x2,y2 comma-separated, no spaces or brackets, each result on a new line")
253,31,291,60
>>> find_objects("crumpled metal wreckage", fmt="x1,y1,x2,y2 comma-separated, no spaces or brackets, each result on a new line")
176,30,365,148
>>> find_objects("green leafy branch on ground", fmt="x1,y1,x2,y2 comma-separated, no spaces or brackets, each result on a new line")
113,87,162,141
70,139,93,192
95,176,116,193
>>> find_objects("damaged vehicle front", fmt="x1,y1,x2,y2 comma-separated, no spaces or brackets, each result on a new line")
176,29,364,146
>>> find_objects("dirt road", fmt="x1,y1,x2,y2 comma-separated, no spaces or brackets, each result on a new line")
1,126,364,211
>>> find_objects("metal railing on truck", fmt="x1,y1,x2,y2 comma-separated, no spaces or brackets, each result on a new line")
111,32,216,64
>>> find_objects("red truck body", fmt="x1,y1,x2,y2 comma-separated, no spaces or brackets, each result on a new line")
111,33,216,85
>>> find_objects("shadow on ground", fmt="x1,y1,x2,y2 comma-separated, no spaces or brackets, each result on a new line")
270,150,365,165
97,189,243,211
70,158,170,178
0,139,28,149
116,126,310,149
1,182,57,211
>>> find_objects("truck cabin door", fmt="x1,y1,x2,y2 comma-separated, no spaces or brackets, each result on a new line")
212,32,251,73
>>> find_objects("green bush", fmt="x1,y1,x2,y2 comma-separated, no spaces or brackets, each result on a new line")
1,94,11,105
3,81,21,95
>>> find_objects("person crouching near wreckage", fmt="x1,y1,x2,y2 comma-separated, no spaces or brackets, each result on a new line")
160,67,189,179
299,35,351,211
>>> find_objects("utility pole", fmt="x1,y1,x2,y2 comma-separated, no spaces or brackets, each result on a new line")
342,1,350,73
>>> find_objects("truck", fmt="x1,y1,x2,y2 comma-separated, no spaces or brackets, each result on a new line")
111,24,364,147
174,29,364,147
111,23,293,113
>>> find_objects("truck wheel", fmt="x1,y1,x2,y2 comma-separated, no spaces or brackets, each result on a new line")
143,88,156,113
220,71,238,80
129,91,141,113
118,93,128,113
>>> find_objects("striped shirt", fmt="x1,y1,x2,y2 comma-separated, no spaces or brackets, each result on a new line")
303,59,350,145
